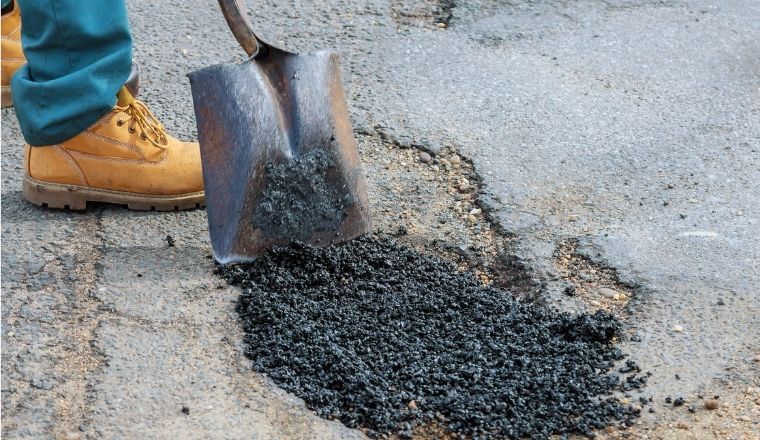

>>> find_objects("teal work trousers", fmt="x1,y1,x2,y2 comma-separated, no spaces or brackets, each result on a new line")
11,0,132,146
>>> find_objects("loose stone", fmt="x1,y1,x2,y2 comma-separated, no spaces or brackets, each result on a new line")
704,400,719,410
598,287,618,298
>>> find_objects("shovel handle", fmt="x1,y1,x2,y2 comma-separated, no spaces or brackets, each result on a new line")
218,0,263,58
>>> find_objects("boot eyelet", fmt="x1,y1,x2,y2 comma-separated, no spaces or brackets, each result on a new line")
116,119,124,126
141,133,148,141
128,127,136,134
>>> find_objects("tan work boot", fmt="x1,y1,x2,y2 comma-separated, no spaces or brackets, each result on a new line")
23,86,205,211
1,0,24,107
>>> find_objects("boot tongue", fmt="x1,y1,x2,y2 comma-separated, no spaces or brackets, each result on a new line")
116,86,135,107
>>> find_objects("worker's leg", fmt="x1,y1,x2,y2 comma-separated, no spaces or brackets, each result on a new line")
12,0,132,146
9,0,204,210
1,0,23,108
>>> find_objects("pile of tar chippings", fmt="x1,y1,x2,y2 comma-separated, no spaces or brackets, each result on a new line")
220,236,642,439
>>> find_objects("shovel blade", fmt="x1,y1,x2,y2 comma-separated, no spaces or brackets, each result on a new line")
189,48,371,263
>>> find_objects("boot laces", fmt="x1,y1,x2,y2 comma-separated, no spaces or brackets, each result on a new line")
114,99,169,149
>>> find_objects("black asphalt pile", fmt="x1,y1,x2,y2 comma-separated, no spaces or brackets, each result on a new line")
220,236,641,439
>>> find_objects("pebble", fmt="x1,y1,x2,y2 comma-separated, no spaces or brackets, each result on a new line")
449,154,461,165
181,49,188,55
419,152,432,163
753,355,760,362
597,287,618,299
568,214,578,222
467,214,478,224
469,208,482,216
704,399,719,410
430,165,439,172
407,400,418,410
673,325,684,332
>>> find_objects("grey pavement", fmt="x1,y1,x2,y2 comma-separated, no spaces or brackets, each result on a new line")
2,0,759,438
357,0,760,402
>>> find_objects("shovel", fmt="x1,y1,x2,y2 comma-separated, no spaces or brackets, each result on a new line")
188,0,371,264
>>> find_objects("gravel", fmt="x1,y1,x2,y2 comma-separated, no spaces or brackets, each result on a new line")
220,236,641,438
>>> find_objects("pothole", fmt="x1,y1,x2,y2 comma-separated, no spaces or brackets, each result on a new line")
216,133,645,438
554,239,636,314
221,236,639,439
359,133,515,285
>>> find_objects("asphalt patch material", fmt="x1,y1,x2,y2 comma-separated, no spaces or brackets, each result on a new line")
220,236,640,439
253,149,356,242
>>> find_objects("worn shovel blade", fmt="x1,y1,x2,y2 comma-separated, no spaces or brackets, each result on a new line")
188,48,371,264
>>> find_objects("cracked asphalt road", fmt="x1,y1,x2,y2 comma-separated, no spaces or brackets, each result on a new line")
2,0,758,438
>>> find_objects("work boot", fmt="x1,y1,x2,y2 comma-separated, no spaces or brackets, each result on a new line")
23,86,205,211
1,0,24,108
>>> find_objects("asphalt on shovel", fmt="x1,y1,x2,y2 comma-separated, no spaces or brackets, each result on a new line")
189,0,371,264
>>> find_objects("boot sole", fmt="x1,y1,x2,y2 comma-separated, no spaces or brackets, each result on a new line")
23,175,205,211
1,85,12,108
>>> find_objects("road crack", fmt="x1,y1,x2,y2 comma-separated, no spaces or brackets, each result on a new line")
51,211,107,439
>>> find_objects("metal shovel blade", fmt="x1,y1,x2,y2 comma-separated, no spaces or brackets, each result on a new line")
188,0,371,264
